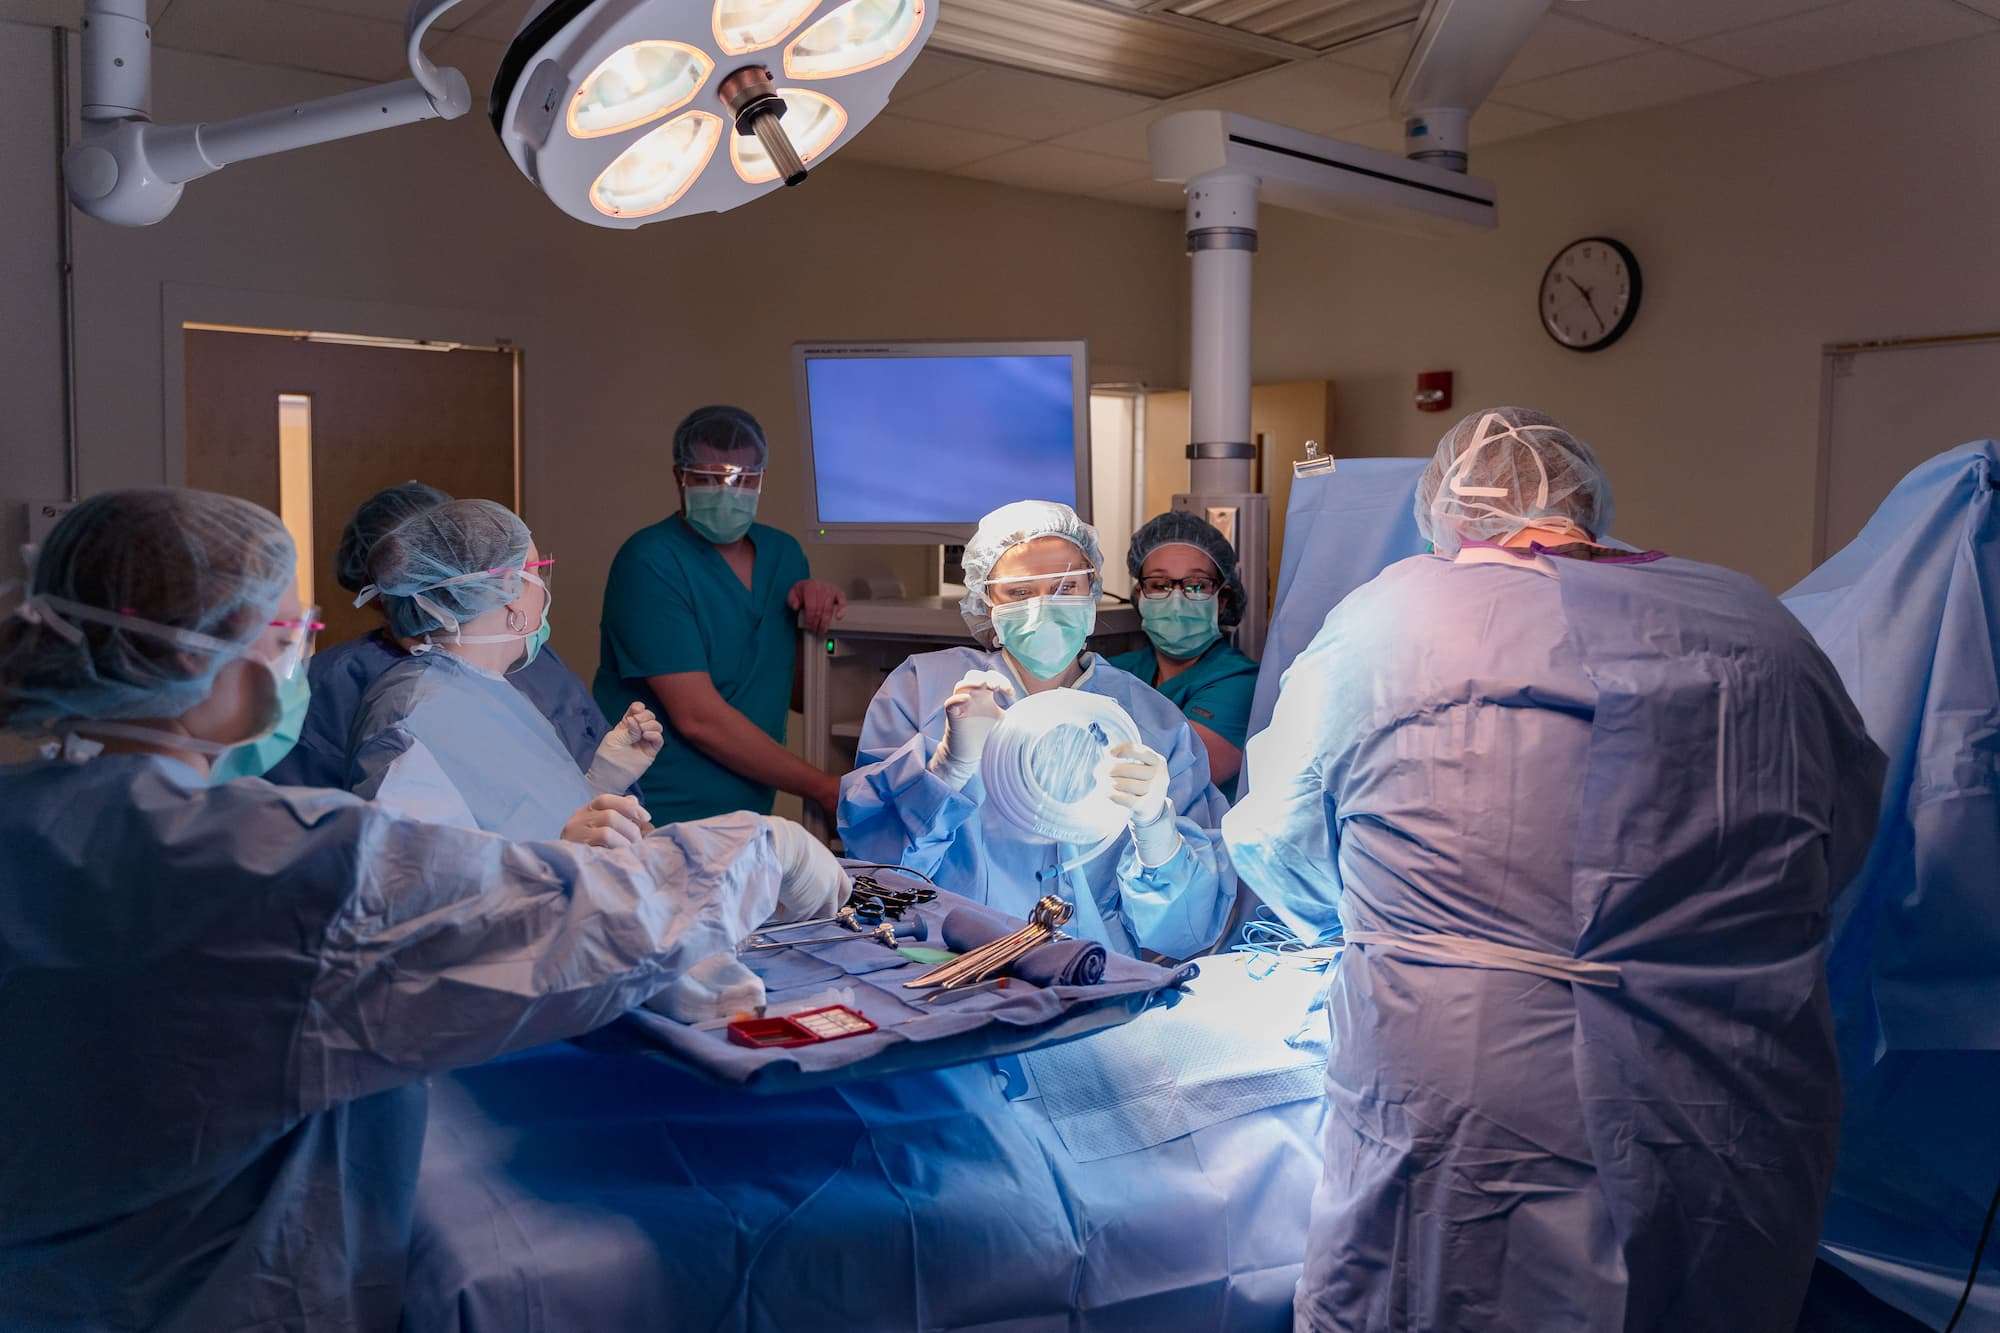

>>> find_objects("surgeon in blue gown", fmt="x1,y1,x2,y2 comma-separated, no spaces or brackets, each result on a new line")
0,487,848,1331
266,480,610,788
343,497,671,842
840,500,1234,958
1225,408,1887,1333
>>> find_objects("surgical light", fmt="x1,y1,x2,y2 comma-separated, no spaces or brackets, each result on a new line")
494,0,937,230
730,89,846,183
590,111,724,218
568,41,712,138
712,0,820,54
785,0,926,80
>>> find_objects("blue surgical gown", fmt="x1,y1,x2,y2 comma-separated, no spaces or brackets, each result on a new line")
348,651,595,839
1225,550,1885,1333
838,647,1235,958
0,750,782,1332
266,629,607,788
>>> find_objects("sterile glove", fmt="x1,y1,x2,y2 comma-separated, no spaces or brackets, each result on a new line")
586,702,665,794
764,816,851,924
560,793,653,850
928,670,1014,790
643,954,767,1024
1108,741,1181,868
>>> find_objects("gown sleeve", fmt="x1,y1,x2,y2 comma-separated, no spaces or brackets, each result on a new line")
1110,711,1237,958
836,657,980,878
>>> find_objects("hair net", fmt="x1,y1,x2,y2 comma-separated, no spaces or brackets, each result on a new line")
674,405,769,471
361,498,532,641
1416,407,1614,556
335,480,451,595
959,500,1104,644
1127,510,1247,629
0,488,294,728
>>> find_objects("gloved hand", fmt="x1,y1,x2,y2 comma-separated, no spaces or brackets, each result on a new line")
763,816,850,924
928,670,1014,790
561,793,653,849
1107,741,1181,868
586,702,665,794
643,953,767,1024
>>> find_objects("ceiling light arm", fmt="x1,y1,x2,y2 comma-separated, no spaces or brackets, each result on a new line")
65,0,474,227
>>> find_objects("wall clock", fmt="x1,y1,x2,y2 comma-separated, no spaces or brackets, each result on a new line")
1539,236,1641,352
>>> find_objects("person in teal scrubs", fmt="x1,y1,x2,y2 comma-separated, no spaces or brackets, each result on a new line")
595,406,847,825
1106,512,1259,792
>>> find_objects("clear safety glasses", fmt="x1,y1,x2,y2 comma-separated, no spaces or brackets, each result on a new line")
681,465,765,491
984,569,1098,604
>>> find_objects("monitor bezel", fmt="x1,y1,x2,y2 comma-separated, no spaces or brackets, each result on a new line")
791,338,1092,545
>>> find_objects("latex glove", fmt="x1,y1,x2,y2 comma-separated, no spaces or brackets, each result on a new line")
927,670,1014,790
788,579,848,636
764,816,850,924
643,954,766,1024
561,793,653,850
1107,741,1181,867
586,702,665,794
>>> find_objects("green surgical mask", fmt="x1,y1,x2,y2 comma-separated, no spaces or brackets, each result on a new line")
991,595,1096,681
519,614,551,671
1139,591,1220,660
210,660,311,783
684,488,759,544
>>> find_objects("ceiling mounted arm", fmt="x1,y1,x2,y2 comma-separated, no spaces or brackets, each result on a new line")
64,0,474,226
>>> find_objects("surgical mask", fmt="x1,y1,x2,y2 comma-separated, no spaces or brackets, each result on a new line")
1138,592,1220,660
520,613,552,671
209,659,311,782
684,488,759,544
990,595,1095,682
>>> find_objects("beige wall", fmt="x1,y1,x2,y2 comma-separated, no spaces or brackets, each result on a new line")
1243,32,2000,591
0,24,1186,682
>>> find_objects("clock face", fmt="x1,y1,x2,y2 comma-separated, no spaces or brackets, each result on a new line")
1539,237,1641,352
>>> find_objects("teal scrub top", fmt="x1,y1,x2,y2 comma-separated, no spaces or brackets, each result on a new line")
1106,638,1261,750
594,515,809,825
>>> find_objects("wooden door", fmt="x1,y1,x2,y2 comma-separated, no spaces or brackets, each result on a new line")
184,329,518,647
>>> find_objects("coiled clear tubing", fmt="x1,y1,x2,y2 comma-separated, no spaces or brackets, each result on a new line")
980,689,1143,847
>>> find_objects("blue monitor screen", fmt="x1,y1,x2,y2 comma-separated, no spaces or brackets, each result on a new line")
805,354,1079,524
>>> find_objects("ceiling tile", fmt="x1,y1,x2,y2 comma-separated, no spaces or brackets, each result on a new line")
434,31,506,95
1560,0,1843,45
156,0,408,82
953,142,1152,193
888,50,986,101
1469,99,1564,146
5,0,176,29
892,64,1157,141
1321,25,1414,75
1685,0,1996,79
1169,0,1423,51
1499,47,1751,119
936,0,1277,98
1954,0,2000,16
838,114,1032,172
1202,57,1392,135
1496,12,1650,86
1050,109,1162,163
457,0,533,43
288,0,481,27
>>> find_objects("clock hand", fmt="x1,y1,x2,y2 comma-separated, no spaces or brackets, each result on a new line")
1564,274,1606,334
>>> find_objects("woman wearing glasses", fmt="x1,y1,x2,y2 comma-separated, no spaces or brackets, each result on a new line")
343,497,667,847
837,500,1235,958
1105,513,1260,793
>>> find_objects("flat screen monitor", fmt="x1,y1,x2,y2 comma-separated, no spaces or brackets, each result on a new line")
794,339,1090,544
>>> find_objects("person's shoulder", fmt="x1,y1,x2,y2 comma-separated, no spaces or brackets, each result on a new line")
753,523,808,567
1102,644,1153,678
1205,641,1262,681
611,517,692,568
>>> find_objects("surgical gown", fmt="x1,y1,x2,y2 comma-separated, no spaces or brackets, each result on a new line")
1224,550,1885,1333
348,650,595,838
0,750,782,1332
266,629,607,788
838,647,1235,958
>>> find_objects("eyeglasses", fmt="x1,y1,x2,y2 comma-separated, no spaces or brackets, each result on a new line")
267,606,324,680
986,569,1097,602
1136,575,1219,601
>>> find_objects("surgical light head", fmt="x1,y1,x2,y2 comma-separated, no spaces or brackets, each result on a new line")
492,0,936,229
1416,406,1614,556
